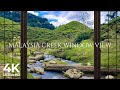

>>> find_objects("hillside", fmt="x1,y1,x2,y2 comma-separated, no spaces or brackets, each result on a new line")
55,21,91,31
0,11,55,30
0,17,92,44
28,21,92,43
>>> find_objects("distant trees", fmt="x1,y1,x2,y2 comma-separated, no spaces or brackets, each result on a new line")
75,32,91,43
106,11,118,20
0,11,55,30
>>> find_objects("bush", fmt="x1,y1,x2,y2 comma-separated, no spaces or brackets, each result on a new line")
75,32,91,43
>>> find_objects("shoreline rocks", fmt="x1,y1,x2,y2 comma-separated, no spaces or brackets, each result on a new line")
28,55,44,61
35,55,44,61
28,60,36,63
29,67,44,74
64,69,84,79
105,75,114,79
30,68,36,73
34,67,44,74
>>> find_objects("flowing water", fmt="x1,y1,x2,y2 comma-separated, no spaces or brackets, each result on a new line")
28,54,95,79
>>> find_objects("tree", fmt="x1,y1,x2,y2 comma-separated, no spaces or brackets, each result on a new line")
106,11,118,20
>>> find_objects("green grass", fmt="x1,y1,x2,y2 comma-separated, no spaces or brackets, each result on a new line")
27,72,35,79
0,53,19,64
48,38,120,68
100,38,120,68
48,39,94,65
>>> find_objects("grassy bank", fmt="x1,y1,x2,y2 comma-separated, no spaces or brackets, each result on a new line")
47,39,120,68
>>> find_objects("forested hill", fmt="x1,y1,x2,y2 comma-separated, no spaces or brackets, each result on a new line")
0,11,55,30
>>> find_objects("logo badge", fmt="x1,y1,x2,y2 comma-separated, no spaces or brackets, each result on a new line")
3,63,20,77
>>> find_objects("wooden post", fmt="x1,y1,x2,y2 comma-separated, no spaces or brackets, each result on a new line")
21,11,27,79
94,11,101,79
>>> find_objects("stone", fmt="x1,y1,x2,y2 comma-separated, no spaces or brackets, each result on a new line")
28,60,36,63
30,68,36,73
34,67,44,74
40,60,44,63
105,75,114,79
27,65,31,69
64,69,84,79
42,63,46,68
35,55,44,61
27,69,30,72
49,60,57,64
28,57,36,60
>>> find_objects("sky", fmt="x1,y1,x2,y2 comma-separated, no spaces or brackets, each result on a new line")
27,11,120,29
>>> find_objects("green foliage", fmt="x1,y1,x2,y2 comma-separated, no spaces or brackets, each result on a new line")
27,72,35,79
0,11,55,30
106,11,117,20
101,17,120,40
0,53,19,64
48,39,94,64
55,21,91,31
75,32,91,43
0,17,20,41
27,21,92,44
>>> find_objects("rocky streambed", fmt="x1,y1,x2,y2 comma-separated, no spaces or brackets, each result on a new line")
27,54,114,79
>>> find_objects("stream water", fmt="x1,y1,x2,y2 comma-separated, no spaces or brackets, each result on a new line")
28,54,95,79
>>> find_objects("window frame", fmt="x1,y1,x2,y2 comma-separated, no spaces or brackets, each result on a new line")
20,11,101,79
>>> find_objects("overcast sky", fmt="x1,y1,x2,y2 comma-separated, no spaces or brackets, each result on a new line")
27,11,120,29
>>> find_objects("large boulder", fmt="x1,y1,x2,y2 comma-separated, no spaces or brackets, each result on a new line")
105,75,114,79
64,69,84,79
34,67,44,74
49,60,57,64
